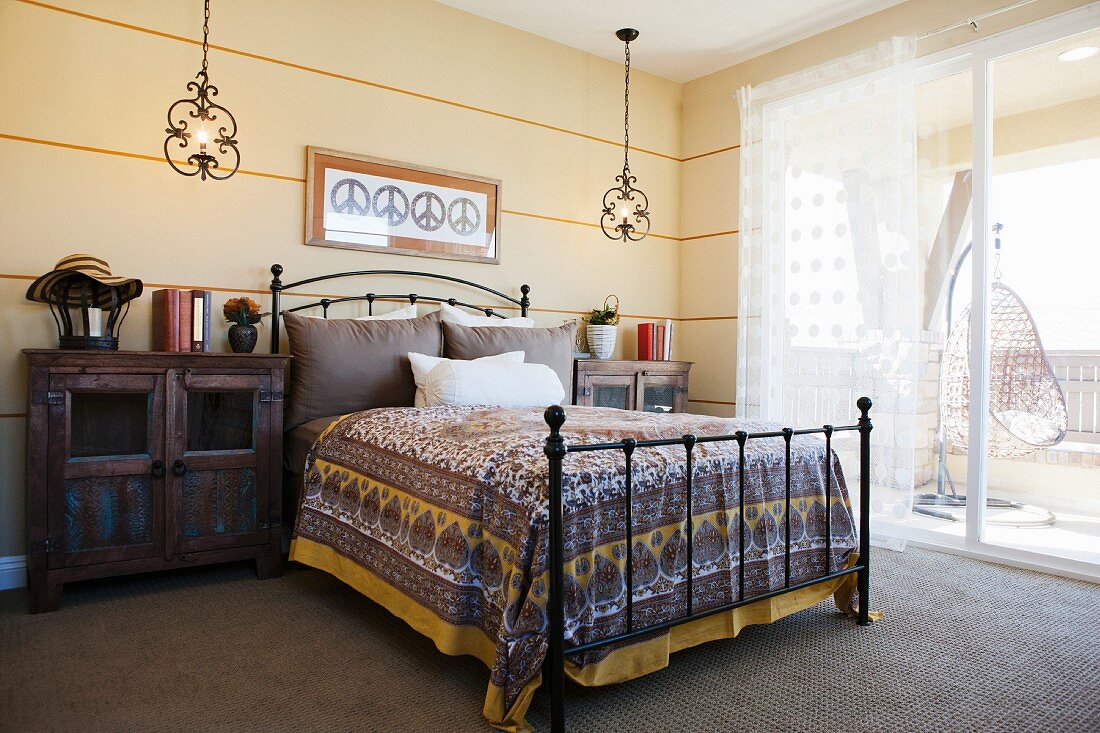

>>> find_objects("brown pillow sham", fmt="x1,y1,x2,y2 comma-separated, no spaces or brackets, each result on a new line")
442,320,577,396
283,310,442,429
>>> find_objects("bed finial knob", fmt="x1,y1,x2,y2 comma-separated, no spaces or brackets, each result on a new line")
271,263,283,278
520,284,530,317
857,396,872,418
544,405,567,460
544,405,566,433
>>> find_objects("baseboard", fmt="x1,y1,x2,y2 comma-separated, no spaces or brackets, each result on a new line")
0,555,27,590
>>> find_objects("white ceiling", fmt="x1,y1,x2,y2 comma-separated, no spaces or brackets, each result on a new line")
434,0,910,82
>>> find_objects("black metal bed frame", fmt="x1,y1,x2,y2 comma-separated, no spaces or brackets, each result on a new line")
267,265,872,733
541,399,873,733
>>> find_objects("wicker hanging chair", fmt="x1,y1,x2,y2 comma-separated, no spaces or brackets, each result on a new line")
940,282,1068,458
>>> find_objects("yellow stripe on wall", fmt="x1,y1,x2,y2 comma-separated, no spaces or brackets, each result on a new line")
0,132,737,243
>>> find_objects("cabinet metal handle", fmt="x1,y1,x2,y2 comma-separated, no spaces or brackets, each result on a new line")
150,460,166,478
172,459,188,477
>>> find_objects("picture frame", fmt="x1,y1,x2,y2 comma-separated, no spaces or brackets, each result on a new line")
305,146,501,264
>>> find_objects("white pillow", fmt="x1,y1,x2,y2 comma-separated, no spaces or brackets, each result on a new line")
439,302,534,328
408,350,525,407
424,360,565,408
305,303,418,320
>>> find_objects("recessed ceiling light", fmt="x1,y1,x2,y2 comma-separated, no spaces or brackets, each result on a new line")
1058,46,1099,62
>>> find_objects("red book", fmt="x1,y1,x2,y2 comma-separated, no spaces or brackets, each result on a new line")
151,289,180,352
178,290,193,352
638,323,654,360
656,325,666,360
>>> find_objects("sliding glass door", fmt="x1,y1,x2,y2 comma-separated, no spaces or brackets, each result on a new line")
907,4,1100,577
979,26,1100,565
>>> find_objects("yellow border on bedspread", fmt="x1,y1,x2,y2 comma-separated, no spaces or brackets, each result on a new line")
291,536,860,733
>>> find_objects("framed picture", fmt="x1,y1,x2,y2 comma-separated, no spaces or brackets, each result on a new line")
305,146,501,264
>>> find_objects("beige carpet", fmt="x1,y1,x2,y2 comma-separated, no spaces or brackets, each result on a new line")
1,547,1097,732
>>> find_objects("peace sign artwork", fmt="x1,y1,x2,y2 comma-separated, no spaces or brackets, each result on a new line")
306,147,501,264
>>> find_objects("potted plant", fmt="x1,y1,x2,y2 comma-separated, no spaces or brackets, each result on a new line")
222,296,268,353
585,295,620,360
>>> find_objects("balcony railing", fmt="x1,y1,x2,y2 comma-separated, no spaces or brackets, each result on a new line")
1049,350,1100,445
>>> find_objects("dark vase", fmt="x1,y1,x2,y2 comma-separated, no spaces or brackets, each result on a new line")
228,323,258,353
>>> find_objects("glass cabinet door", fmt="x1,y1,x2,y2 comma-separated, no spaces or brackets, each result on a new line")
640,374,685,413
583,374,637,410
170,371,271,555
47,373,166,567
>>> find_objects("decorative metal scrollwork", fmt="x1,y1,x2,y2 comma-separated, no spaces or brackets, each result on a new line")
601,165,650,242
600,28,650,242
163,0,240,181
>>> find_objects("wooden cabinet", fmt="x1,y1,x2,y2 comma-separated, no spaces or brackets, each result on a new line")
23,350,289,613
573,359,692,413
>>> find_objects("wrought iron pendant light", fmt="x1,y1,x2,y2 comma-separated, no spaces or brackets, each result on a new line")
601,28,650,242
163,0,239,180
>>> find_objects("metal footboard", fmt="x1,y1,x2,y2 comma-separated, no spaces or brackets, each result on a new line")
542,397,873,732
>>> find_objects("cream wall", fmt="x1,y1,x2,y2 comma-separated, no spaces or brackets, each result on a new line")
0,0,686,557
676,0,1094,419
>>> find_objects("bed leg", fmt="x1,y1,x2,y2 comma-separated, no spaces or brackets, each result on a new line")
544,406,568,733
856,396,873,626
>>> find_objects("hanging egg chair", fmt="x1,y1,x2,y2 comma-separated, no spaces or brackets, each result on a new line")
915,223,1065,527
941,282,1068,458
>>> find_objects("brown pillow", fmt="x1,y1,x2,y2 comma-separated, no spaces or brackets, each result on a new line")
442,321,576,395
283,310,442,429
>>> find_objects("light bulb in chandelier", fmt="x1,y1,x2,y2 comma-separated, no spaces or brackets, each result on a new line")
600,28,651,242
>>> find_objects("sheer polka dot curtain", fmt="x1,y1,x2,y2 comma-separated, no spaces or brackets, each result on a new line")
737,38,920,531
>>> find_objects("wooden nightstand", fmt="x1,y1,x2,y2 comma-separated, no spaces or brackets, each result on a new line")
23,350,289,613
573,359,692,413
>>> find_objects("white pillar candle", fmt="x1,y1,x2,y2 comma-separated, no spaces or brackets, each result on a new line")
86,307,103,337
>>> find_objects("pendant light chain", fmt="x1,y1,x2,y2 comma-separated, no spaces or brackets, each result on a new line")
623,39,631,170
201,0,210,76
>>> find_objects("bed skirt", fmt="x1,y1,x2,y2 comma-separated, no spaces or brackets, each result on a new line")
291,536,859,732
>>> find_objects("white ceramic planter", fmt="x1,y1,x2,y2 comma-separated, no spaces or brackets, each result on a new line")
586,324,617,360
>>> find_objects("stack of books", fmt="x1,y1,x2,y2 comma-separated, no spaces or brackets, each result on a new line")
151,289,214,352
637,319,673,360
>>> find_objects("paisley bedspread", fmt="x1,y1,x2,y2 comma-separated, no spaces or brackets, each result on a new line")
289,405,859,732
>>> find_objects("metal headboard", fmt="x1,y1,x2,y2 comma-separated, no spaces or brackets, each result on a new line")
268,264,531,353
